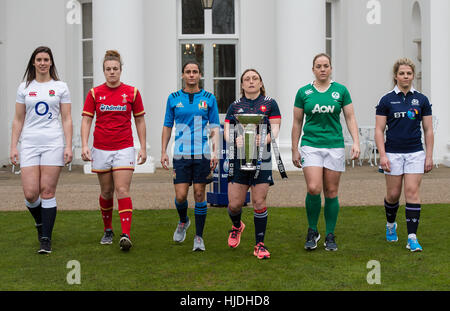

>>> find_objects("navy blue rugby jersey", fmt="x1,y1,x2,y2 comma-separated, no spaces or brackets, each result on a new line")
376,86,432,153
225,94,281,156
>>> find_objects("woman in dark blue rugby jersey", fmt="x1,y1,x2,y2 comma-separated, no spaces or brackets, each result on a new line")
224,69,282,260
375,58,434,252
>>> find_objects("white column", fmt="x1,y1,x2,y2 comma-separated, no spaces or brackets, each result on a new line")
429,0,450,166
87,0,154,173
275,0,326,171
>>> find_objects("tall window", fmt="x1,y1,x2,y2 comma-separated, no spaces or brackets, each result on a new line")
326,1,333,57
82,2,93,97
179,0,238,114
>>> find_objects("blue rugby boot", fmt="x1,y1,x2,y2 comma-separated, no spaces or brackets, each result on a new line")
386,222,398,242
406,236,423,252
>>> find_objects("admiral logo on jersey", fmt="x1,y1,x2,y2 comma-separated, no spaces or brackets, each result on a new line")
100,104,127,112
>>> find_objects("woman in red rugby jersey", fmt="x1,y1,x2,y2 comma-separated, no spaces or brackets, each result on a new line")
81,50,147,251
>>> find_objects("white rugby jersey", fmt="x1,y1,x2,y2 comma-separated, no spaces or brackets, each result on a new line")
16,79,71,147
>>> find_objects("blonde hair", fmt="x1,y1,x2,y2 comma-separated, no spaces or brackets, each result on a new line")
393,57,415,86
103,50,122,70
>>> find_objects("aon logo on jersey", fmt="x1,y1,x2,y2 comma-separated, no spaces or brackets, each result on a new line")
312,104,335,114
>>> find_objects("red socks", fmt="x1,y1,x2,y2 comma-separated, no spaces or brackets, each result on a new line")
118,197,133,237
99,196,113,231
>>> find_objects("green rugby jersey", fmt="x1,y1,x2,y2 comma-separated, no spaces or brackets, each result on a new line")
294,81,352,148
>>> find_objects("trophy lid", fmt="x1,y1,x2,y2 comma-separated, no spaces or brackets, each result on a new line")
235,113,265,124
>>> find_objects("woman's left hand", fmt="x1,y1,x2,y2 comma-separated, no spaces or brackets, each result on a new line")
351,143,360,160
424,156,433,173
137,148,147,165
210,153,218,171
255,134,270,147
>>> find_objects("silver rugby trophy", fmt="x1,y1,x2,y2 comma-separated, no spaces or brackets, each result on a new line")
235,113,265,171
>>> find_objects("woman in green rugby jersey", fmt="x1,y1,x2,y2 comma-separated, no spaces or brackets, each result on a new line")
291,53,360,251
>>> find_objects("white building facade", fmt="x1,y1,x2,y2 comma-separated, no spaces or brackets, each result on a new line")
1,0,449,170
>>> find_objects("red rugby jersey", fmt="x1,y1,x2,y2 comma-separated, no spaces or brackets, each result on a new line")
82,83,145,151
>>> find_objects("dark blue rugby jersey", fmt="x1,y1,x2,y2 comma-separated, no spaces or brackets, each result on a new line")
164,89,220,156
376,86,432,153
225,94,281,157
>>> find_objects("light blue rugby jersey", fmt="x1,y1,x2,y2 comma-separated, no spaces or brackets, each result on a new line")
164,89,220,156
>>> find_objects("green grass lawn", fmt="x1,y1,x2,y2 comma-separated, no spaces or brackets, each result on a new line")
1,204,448,291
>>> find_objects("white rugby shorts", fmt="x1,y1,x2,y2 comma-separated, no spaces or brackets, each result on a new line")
383,151,425,175
300,145,346,172
20,145,65,167
91,146,135,173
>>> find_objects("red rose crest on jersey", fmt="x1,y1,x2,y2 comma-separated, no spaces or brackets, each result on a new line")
49,90,55,97
260,105,267,113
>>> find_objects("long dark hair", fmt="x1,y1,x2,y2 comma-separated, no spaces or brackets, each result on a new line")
23,46,59,87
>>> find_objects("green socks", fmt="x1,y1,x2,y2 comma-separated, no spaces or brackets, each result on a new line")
305,193,321,231
305,194,340,235
324,196,339,235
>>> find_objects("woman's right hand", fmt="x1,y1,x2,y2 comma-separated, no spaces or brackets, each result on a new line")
235,135,244,148
160,152,169,170
81,145,92,161
292,149,302,168
10,147,19,166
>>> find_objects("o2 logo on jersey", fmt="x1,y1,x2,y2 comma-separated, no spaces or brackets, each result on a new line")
407,108,419,120
35,101,52,119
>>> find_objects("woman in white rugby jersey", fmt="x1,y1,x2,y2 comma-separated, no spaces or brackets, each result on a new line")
10,46,73,254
